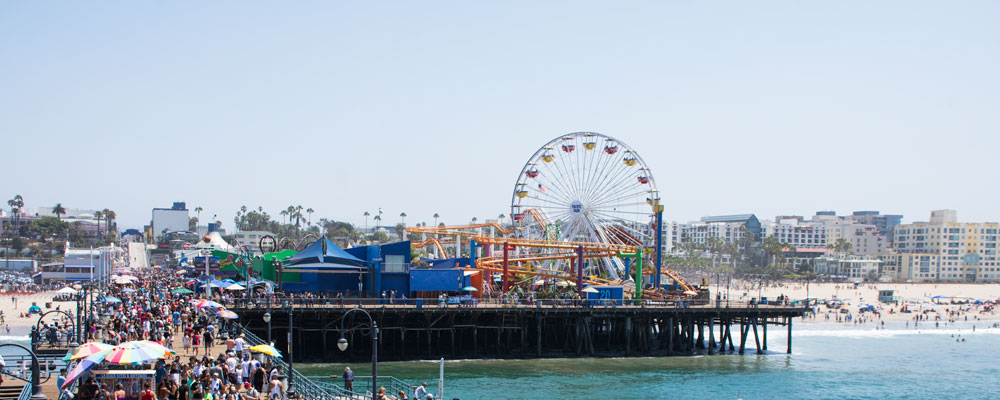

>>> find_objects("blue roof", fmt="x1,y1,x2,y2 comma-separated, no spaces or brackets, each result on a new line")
285,236,364,267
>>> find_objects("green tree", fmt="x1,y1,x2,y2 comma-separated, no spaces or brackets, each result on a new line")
306,208,314,226
52,203,66,220
23,216,68,241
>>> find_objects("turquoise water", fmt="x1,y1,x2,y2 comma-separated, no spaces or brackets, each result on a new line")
298,320,1000,399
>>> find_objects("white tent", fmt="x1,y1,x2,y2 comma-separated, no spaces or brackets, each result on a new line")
56,287,77,295
195,231,237,253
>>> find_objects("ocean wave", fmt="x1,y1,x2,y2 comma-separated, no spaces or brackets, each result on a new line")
0,335,30,341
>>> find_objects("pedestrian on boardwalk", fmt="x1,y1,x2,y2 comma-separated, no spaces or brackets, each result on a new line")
343,367,354,391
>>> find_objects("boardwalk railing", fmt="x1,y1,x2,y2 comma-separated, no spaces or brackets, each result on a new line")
225,296,807,312
16,382,31,400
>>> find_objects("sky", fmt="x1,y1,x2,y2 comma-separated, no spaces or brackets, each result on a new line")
2,1,999,232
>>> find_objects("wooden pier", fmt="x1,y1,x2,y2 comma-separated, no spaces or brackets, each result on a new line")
227,300,807,362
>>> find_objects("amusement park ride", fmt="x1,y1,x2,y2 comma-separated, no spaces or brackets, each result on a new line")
407,132,699,300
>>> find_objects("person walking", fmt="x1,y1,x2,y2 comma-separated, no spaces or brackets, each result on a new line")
343,367,354,391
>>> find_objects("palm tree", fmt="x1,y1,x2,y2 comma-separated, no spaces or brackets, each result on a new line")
399,212,407,225
53,203,67,220
94,210,104,241
194,207,203,222
306,208,314,225
104,209,116,238
373,214,382,227
280,209,290,225
7,195,24,232
363,211,370,234
498,214,506,226
433,213,440,227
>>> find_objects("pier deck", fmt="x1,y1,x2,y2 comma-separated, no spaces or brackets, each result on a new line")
227,298,808,362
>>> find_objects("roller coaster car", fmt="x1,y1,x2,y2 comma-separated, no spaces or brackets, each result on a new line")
637,176,649,184
623,157,637,166
604,145,619,154
516,191,529,198
561,144,575,153
512,213,525,221
525,169,539,178
541,154,554,162
583,142,596,150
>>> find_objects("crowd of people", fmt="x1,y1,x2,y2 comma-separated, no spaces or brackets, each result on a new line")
68,269,287,400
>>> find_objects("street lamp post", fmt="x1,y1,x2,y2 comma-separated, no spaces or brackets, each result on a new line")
337,307,378,395
285,300,295,399
263,310,271,344
2,342,48,399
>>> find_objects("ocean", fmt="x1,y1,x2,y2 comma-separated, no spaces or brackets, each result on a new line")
297,319,1000,400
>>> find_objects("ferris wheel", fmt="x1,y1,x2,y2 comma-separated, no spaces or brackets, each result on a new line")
510,132,660,280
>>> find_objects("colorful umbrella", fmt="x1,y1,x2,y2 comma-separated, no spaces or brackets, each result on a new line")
461,286,478,292
103,341,174,365
69,342,115,360
121,288,137,293
101,296,122,303
194,300,224,309
249,344,282,357
62,352,107,389
225,284,245,291
216,310,239,319
171,288,195,294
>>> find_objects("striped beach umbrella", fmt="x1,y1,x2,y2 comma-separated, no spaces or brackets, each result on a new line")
194,299,224,309
69,342,115,360
103,341,175,365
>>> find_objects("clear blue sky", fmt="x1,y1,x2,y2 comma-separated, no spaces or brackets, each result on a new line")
2,1,998,231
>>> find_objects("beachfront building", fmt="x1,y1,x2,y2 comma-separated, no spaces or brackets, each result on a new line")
671,214,762,246
813,254,882,281
810,212,891,255
875,253,943,282
151,202,190,242
893,210,1000,282
38,245,121,283
850,211,903,242
763,217,828,248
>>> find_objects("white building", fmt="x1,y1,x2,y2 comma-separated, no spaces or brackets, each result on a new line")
762,216,828,249
811,212,890,255
39,245,120,283
152,202,190,241
813,254,882,281
893,210,1000,282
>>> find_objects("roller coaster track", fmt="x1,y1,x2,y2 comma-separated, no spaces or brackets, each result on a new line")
410,237,448,258
406,221,513,237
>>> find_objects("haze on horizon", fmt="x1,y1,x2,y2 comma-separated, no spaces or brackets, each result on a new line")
2,1,998,232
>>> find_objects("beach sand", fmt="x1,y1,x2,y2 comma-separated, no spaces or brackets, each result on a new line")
0,291,79,335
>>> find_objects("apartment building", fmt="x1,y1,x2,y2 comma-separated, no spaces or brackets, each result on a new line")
893,210,1000,282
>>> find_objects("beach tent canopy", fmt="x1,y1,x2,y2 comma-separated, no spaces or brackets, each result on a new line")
56,287,77,295
283,236,364,270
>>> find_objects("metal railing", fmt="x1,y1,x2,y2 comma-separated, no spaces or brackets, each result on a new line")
16,382,31,400
239,329,338,400
225,296,808,311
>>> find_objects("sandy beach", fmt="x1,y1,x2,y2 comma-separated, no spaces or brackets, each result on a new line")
712,280,1000,323
0,290,78,336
